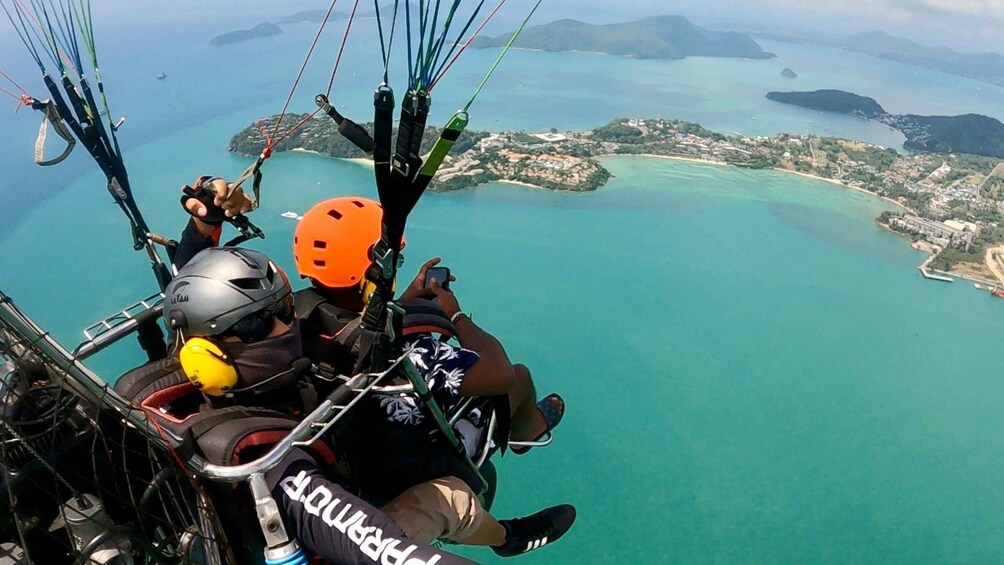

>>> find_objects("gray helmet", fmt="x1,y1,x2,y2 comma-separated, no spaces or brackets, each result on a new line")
164,247,291,337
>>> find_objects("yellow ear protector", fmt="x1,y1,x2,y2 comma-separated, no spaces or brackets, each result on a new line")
178,337,238,397
359,276,399,305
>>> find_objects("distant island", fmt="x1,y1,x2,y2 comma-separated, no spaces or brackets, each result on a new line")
767,90,886,118
229,113,1004,282
209,23,282,46
780,67,797,78
766,89,1004,158
755,29,1004,87
473,16,774,60
214,5,409,45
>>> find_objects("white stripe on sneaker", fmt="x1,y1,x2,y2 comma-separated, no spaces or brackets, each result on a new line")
522,536,552,553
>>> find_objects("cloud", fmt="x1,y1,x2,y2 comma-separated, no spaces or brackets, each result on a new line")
900,0,1004,18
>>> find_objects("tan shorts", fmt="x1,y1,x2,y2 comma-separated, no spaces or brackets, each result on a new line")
381,476,486,543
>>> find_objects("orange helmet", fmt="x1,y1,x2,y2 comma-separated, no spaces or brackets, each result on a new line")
293,197,403,289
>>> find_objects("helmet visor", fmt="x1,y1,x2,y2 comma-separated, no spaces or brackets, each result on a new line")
223,292,295,343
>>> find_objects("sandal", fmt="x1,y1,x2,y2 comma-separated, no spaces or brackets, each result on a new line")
509,393,564,455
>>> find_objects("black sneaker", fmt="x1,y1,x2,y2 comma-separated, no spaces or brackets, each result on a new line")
492,504,576,557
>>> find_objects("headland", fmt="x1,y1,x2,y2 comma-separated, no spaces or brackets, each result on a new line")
230,114,1004,284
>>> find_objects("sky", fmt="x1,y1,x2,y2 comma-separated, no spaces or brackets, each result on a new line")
31,0,1001,54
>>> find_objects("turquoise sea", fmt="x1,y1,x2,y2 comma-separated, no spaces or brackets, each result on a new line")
3,11,1004,563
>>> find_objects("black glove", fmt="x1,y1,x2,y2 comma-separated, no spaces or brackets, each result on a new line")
181,177,227,226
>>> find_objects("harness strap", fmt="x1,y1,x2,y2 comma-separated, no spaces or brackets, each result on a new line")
315,94,376,155
32,99,75,166
412,111,469,193
230,152,265,211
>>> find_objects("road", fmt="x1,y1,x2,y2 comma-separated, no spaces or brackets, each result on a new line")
985,245,1004,286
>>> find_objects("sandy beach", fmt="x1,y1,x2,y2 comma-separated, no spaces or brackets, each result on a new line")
779,169,913,213
616,153,913,213
496,179,548,191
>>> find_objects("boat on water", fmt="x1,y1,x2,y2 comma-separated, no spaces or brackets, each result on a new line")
992,289,1004,299
281,211,302,220
157,71,167,80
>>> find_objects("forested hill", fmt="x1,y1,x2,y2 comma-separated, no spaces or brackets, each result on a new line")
766,90,887,118
894,114,1004,157
473,16,774,60
767,89,1004,158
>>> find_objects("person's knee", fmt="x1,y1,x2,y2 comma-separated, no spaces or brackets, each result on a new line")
512,363,536,395
436,476,485,541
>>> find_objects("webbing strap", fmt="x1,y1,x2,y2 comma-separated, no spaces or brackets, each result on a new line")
414,111,468,190
229,154,264,211
33,99,75,166
373,85,396,244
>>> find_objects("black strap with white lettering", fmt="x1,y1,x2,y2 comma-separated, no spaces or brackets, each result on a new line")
266,449,477,565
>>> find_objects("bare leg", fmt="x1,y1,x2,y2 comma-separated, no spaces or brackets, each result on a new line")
508,364,548,442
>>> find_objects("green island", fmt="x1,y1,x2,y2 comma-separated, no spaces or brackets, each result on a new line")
472,16,774,60
766,89,1004,158
229,114,1004,284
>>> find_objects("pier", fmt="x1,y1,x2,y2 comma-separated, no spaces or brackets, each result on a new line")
918,267,954,282
917,253,954,283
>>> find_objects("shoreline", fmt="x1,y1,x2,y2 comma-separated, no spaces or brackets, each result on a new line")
627,153,731,167
278,148,911,214
775,169,913,213
496,179,545,190
604,152,913,212
291,148,373,167
285,148,913,212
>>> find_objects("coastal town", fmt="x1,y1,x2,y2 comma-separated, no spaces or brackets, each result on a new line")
230,114,1004,287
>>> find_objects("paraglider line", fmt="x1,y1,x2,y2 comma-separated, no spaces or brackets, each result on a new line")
428,0,507,90
325,0,362,96
426,0,483,87
0,84,21,101
460,0,540,110
270,0,342,141
0,68,29,94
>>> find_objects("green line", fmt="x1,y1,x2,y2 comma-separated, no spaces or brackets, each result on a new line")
418,111,469,178
463,0,540,112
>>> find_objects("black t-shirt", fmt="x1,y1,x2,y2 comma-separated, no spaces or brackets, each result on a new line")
265,448,477,565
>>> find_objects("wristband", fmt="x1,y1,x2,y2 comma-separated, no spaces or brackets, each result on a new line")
450,311,467,324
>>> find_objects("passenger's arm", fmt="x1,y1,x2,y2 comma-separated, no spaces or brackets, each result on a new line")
266,449,477,565
171,218,220,271
429,282,515,397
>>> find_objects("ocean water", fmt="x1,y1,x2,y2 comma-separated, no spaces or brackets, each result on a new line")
2,12,1004,563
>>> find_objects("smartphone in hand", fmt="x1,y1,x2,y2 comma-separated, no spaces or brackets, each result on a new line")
424,266,450,290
